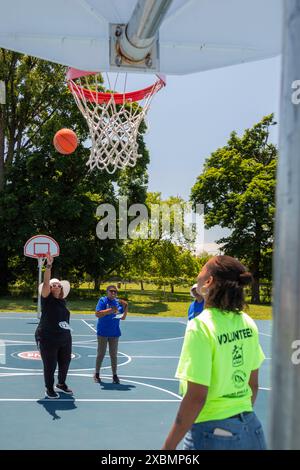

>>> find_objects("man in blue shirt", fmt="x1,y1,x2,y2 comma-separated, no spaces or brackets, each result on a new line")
188,283,204,321
94,285,128,384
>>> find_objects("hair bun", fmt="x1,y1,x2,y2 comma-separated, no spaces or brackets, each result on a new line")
239,272,253,286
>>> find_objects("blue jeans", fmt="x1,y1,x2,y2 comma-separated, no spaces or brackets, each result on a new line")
183,412,267,450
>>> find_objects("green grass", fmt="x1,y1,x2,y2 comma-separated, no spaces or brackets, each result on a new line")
0,292,272,320
245,304,272,320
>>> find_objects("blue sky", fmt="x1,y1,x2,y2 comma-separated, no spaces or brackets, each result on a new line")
142,55,281,248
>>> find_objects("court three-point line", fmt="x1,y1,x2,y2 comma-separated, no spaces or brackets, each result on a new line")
81,319,96,333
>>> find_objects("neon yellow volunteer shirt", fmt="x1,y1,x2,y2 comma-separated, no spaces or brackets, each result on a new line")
176,308,265,422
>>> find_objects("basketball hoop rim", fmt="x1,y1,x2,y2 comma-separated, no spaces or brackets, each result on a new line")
66,67,166,104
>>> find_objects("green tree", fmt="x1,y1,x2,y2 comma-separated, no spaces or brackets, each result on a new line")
0,51,71,292
191,115,277,304
146,192,196,247
120,239,154,290
118,192,197,290
150,241,191,292
0,49,149,294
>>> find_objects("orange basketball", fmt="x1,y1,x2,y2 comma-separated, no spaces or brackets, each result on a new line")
53,128,78,155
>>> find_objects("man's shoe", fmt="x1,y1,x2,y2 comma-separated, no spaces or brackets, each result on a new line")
112,374,120,384
55,383,73,395
93,373,101,383
45,388,59,399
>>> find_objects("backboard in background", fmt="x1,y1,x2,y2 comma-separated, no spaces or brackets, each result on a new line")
24,235,60,259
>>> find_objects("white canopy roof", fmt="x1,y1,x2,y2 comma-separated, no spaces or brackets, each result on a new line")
0,0,282,74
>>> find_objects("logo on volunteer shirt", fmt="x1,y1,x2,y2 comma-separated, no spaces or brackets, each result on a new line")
232,344,244,367
232,370,247,389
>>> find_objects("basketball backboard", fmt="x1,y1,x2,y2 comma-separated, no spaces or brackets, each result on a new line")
24,235,60,259
0,0,282,75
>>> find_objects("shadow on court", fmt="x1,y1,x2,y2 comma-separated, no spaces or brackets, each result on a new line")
37,396,77,420
98,383,136,392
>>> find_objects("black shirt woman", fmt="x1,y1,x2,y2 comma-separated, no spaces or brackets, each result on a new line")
35,254,73,399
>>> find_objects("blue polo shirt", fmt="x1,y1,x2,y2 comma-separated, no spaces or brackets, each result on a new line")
188,299,205,321
96,296,124,337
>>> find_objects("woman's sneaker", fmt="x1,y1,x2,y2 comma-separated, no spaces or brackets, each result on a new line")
112,374,120,384
45,388,59,399
93,373,101,383
55,383,73,394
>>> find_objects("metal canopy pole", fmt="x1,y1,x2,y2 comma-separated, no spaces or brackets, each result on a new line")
119,0,173,62
270,0,300,449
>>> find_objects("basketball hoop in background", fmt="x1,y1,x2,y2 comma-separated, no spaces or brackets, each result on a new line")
24,235,60,259
67,68,166,174
24,235,60,319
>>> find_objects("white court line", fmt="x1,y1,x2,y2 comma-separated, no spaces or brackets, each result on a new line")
79,337,184,344
81,319,96,332
0,333,36,336
87,374,178,381
3,339,36,346
120,337,184,343
0,366,93,372
82,318,184,343
0,341,98,347
0,349,132,372
0,333,94,337
130,355,179,359
124,319,187,324
0,316,185,322
0,317,94,321
68,374,182,400
0,317,185,344
88,355,180,358
70,341,98,346
1,329,270,338
0,372,178,381
0,373,182,401
3,341,96,346
0,372,272,392
0,317,96,321
0,317,38,320
87,354,132,358
0,398,180,402
0,372,43,377
0,316,184,322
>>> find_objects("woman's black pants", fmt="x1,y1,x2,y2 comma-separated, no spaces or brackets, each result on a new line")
38,335,72,390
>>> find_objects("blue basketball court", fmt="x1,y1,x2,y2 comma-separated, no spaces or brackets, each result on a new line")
0,313,271,450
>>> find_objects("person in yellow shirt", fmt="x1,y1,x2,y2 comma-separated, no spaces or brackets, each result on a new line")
162,255,266,450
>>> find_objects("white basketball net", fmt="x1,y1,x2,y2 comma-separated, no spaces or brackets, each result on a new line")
67,72,165,174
